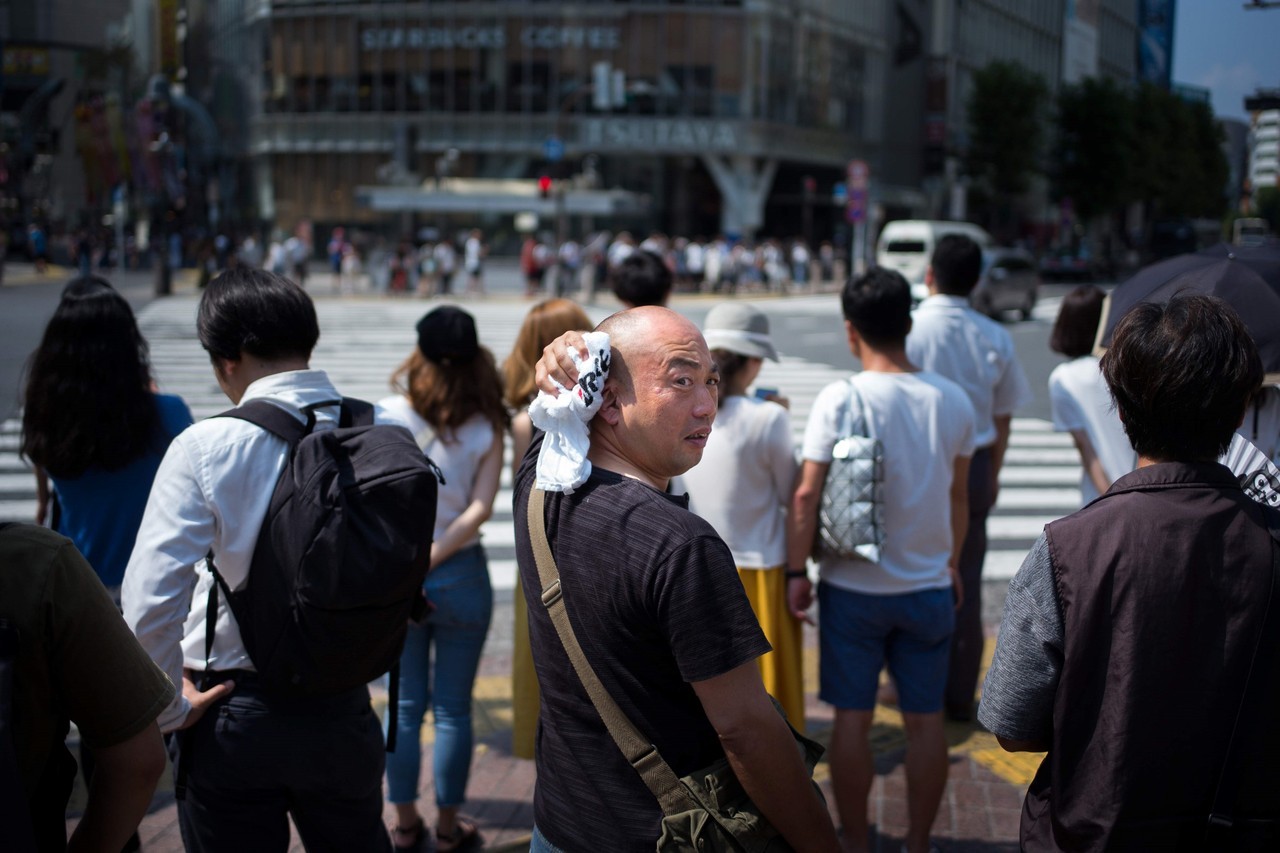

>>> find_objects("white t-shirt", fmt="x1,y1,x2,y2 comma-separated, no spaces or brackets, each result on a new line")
433,242,457,274
906,295,1033,447
464,236,483,271
682,396,797,568
375,396,495,544
685,242,705,273
802,371,976,595
1048,355,1134,504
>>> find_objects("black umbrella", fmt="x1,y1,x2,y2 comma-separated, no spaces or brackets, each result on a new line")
1097,251,1280,379
1198,242,1280,296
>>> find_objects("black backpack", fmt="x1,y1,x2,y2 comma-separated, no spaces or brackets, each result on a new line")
204,398,438,739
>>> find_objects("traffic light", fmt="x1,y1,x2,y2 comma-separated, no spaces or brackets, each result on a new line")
538,175,552,199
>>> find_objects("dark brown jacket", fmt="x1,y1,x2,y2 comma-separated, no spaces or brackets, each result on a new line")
1027,462,1280,851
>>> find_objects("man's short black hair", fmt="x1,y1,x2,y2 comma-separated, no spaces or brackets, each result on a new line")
610,250,672,307
1101,294,1262,462
930,234,983,296
197,268,320,362
841,267,912,348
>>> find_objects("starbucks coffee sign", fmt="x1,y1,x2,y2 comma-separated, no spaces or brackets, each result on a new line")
360,25,620,52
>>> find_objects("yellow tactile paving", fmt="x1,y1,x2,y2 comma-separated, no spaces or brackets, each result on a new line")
399,635,1042,790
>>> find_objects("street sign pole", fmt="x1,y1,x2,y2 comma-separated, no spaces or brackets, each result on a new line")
847,159,870,275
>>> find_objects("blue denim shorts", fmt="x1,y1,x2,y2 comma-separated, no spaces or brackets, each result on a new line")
817,582,955,713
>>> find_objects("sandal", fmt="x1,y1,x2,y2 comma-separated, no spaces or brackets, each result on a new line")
436,818,481,852
392,818,425,851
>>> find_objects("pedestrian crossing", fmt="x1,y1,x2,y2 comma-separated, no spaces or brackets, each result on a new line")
0,294,1081,586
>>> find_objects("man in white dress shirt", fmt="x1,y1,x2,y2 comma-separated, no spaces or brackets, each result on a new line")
906,234,1032,721
122,269,393,852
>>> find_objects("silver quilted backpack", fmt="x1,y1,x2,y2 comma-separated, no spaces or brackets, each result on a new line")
817,379,884,562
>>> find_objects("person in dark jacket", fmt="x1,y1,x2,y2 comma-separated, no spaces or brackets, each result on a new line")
979,294,1280,851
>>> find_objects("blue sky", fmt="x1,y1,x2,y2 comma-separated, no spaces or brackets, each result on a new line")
1172,2,1280,121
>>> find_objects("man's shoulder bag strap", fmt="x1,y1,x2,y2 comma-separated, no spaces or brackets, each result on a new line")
526,487,698,815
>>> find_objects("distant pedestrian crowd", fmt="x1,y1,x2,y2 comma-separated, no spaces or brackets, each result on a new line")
7,233,1280,852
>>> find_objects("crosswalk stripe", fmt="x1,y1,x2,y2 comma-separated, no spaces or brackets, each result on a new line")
0,295,1089,588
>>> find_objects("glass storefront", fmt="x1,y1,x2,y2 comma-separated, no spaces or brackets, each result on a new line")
212,0,883,234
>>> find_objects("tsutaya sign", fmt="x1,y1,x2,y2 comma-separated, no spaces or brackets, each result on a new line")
361,25,621,52
580,119,739,152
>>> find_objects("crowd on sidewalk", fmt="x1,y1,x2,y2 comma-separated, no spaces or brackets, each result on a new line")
180,223,849,302
6,235,1280,853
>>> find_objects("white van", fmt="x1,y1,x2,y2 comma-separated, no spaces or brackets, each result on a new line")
876,220,994,302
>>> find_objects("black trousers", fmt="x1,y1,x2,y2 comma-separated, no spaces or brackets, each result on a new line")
945,445,994,716
172,672,392,853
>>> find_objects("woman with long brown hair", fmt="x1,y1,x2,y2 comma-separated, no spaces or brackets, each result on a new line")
502,297,594,760
377,306,509,852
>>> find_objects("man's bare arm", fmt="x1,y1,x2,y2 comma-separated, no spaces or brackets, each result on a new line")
1068,429,1112,497
67,722,167,853
949,454,971,609
785,461,828,621
996,735,1049,754
991,414,1013,503
692,662,839,852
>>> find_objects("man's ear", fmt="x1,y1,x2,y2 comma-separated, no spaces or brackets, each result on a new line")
843,319,860,356
212,356,236,382
596,380,623,426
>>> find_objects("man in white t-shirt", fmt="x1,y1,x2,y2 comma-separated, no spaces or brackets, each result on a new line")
788,267,975,853
463,229,485,295
905,234,1031,721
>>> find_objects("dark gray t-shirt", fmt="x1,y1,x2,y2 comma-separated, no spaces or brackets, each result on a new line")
977,534,1064,744
515,432,771,852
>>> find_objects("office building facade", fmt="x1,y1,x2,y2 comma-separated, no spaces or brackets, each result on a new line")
202,0,1142,244
207,0,899,243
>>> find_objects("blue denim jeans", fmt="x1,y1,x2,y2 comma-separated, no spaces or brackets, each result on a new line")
531,825,568,853
385,544,493,807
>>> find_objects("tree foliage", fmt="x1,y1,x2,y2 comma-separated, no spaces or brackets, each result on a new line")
1132,84,1227,219
1255,187,1280,232
1053,81,1229,224
964,61,1049,198
1052,77,1134,221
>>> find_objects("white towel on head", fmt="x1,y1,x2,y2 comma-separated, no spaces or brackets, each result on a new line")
528,331,612,493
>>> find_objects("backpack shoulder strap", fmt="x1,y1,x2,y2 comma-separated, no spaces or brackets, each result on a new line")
526,488,697,815
214,399,331,444
340,397,375,428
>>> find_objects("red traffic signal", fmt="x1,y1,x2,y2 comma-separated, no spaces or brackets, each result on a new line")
538,175,552,199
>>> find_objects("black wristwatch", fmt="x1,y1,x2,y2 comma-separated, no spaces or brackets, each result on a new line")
785,568,809,580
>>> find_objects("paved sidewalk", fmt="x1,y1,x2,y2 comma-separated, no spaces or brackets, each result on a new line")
67,587,1037,852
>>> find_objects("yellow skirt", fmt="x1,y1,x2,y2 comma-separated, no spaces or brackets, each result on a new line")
511,566,807,758
739,566,806,733
511,577,540,760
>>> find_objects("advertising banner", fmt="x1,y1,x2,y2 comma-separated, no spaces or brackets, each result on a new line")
1137,0,1175,89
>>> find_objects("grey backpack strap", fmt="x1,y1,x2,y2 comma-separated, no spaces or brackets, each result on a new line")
526,488,697,815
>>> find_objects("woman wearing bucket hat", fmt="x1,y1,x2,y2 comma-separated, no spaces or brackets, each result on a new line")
377,305,510,852
681,301,806,731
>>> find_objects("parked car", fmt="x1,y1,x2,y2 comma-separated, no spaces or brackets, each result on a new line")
1037,248,1096,282
972,248,1040,321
